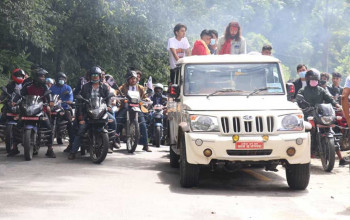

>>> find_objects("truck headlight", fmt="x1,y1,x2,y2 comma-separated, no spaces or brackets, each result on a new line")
190,115,219,132
278,114,303,131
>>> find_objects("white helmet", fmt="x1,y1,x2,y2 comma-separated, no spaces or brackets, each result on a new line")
153,83,164,90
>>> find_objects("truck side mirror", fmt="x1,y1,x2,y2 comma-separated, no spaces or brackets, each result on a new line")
286,83,295,101
169,84,180,99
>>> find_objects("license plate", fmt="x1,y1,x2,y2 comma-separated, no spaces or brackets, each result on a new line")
51,112,57,115
7,113,18,116
21,116,39,120
235,142,264,149
129,103,139,107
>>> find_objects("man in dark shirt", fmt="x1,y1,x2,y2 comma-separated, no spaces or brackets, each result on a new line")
327,72,343,103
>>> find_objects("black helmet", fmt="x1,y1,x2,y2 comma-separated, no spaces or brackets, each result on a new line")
89,66,102,76
126,70,137,81
33,68,48,85
57,72,67,80
305,68,320,82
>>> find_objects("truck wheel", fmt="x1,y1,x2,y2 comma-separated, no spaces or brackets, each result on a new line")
180,135,199,188
170,145,179,168
285,163,310,190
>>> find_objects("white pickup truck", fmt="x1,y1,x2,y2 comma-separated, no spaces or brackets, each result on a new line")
167,55,310,190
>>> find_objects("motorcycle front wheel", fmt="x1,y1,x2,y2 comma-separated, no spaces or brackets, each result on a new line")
126,119,139,153
23,129,34,161
90,132,109,164
154,126,161,148
319,135,335,172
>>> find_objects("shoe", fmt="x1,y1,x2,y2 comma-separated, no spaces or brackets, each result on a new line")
339,159,350,166
63,144,72,153
57,138,63,145
68,153,76,160
45,149,56,158
7,149,20,157
108,148,113,154
113,140,121,149
33,150,38,156
142,145,152,152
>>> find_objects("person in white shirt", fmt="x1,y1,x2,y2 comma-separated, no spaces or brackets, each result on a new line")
167,23,190,84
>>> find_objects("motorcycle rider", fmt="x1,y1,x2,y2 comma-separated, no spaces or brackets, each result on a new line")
149,83,167,143
116,70,152,152
0,68,26,124
68,66,115,160
11,68,56,158
49,72,74,151
297,68,349,165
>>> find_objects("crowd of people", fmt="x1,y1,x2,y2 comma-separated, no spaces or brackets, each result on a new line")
0,64,169,160
1,20,349,167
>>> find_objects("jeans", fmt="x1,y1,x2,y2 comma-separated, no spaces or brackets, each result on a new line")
116,108,148,146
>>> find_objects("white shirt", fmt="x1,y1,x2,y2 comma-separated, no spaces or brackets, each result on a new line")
167,37,190,69
302,80,307,88
129,85,137,91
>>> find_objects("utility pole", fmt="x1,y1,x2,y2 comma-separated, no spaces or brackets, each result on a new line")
323,0,329,72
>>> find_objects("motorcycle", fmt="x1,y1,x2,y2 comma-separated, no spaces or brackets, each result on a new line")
149,104,167,147
19,90,52,161
49,94,70,145
296,94,339,172
0,87,22,153
116,90,151,153
75,94,114,163
335,108,350,151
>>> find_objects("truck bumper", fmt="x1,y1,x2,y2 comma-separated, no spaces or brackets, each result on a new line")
184,132,310,165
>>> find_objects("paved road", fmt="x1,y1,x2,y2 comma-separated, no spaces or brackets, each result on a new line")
0,141,350,220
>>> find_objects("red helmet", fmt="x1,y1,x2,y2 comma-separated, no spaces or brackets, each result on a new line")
12,68,25,84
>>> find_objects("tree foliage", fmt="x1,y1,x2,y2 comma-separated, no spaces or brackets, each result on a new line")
1,0,350,87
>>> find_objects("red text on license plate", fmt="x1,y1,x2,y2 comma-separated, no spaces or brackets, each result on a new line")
22,117,39,120
235,142,264,149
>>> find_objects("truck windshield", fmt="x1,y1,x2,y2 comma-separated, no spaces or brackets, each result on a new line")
184,63,285,96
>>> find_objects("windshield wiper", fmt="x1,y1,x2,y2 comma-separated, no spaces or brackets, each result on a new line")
246,87,281,98
207,88,244,99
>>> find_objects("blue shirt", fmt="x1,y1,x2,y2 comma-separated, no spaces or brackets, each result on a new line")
50,84,73,109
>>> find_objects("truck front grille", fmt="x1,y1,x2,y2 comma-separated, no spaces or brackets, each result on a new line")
227,150,272,156
220,116,275,134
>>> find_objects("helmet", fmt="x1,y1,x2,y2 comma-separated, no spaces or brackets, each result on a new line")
33,68,48,85
57,72,67,81
305,68,320,82
153,83,164,91
46,78,54,84
126,70,137,81
89,66,102,76
56,72,67,86
12,68,25,84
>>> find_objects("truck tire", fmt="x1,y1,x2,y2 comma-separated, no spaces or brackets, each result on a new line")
286,163,310,190
180,135,199,188
170,145,179,168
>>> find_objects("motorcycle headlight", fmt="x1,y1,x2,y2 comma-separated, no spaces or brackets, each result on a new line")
278,114,304,131
320,116,334,125
190,115,219,132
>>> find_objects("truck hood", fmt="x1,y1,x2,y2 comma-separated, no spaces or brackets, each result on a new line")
182,95,299,111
